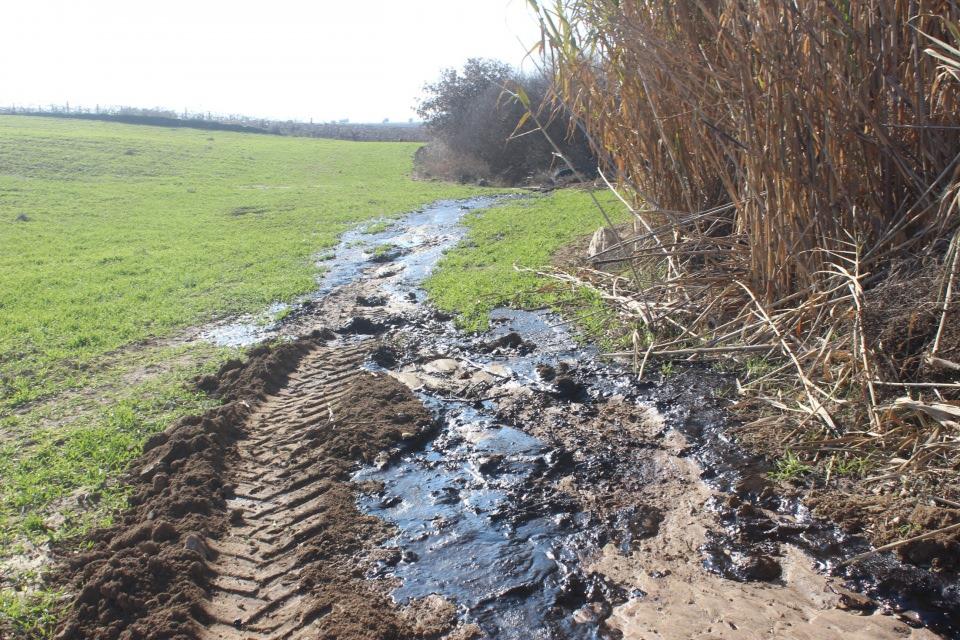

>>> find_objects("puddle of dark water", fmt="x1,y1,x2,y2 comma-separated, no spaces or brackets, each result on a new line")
356,404,611,639
356,307,638,638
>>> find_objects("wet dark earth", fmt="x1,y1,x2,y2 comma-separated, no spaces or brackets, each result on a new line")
286,196,958,638
356,310,635,639
57,197,959,640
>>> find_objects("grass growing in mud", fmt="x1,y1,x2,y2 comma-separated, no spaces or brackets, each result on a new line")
0,116,489,636
425,189,627,342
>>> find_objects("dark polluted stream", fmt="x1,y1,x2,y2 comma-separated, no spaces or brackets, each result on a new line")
356,308,635,639
204,196,958,638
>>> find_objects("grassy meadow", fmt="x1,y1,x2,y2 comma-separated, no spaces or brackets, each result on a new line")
0,115,485,635
0,116,482,409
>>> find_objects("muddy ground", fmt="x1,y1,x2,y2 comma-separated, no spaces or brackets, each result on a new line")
53,199,958,639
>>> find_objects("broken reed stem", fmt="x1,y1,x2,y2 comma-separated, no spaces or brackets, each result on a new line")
841,521,960,567
931,228,960,356
839,246,882,431
604,344,777,357
873,381,960,389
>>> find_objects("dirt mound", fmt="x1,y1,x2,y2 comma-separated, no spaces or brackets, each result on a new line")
54,336,319,640
479,331,533,354
54,333,461,640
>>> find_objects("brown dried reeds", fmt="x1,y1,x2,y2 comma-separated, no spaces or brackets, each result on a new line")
529,0,960,490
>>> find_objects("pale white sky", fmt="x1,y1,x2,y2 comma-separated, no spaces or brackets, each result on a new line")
0,0,541,123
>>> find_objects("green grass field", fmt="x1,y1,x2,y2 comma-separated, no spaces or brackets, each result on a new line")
0,116,486,635
0,116,482,410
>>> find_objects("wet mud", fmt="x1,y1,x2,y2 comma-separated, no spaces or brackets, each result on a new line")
54,197,957,640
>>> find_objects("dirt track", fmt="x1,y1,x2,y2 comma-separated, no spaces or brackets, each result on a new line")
53,199,959,639
200,341,399,639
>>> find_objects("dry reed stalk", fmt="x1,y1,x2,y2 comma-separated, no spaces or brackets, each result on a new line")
527,0,960,493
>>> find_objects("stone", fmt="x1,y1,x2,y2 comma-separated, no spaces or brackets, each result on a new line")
587,226,626,260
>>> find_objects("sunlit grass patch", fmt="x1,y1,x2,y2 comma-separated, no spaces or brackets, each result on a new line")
425,189,626,335
769,450,813,482
0,587,63,640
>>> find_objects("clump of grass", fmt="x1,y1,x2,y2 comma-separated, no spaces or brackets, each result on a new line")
769,451,813,482
0,588,63,640
744,357,774,380
370,243,399,260
834,455,872,479
364,220,392,234
425,189,625,333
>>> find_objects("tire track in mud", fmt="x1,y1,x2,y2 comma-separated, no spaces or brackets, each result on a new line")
55,333,455,640
200,341,372,639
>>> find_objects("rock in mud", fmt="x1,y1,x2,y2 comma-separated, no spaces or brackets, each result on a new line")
375,263,403,278
587,226,626,261
357,294,387,307
481,331,532,353
338,315,388,335
536,363,557,381
423,358,460,375
183,533,210,560
833,585,877,612
552,375,586,400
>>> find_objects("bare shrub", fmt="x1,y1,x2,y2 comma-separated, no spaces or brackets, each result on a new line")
416,58,594,184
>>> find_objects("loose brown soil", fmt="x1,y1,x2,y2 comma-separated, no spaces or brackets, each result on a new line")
53,334,464,640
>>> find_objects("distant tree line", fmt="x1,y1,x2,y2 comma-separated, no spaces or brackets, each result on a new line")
415,58,595,185
0,105,428,143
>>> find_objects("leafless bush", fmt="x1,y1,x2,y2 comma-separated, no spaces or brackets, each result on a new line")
416,58,593,184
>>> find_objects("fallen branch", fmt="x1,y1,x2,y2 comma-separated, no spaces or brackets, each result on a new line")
603,343,777,358
841,521,960,566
